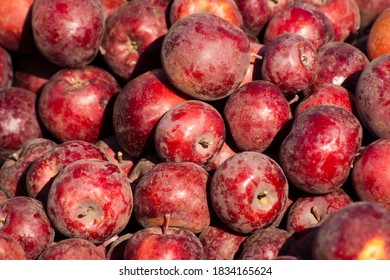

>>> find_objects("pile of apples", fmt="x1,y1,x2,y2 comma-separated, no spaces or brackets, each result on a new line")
1,0,390,260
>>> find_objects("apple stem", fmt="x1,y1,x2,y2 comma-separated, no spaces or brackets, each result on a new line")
310,206,322,222
116,151,123,164
251,52,263,61
288,94,299,105
162,213,171,235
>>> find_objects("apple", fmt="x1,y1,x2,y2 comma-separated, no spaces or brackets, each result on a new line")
161,11,251,101
204,140,237,172
100,0,127,21
313,201,390,259
46,158,133,244
0,190,6,203
354,0,390,30
0,46,12,90
0,196,55,259
105,233,133,260
0,231,27,260
31,0,105,68
367,8,390,61
112,69,187,158
210,151,289,234
240,42,265,86
38,238,106,260
127,153,161,188
287,227,318,260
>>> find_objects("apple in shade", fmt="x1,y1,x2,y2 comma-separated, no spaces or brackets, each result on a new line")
261,33,319,96
112,69,187,158
123,214,204,260
0,46,12,90
240,42,265,86
47,158,133,244
105,233,133,260
279,105,363,195
25,140,108,204
263,2,334,50
198,224,247,260
31,0,105,68
38,238,106,260
38,65,121,143
161,12,251,101
0,196,55,259
169,0,243,28
0,87,43,163
154,100,226,167
355,54,390,139
354,0,390,30
224,80,292,153
134,161,210,233
287,227,318,260
210,151,289,234
286,189,353,234
0,138,57,198
100,0,168,81
0,231,27,260
238,227,292,260
313,201,390,260
204,140,237,172
352,138,390,210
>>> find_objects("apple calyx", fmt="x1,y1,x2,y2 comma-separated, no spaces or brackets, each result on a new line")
197,138,214,149
257,191,269,204
162,213,171,235
77,206,94,219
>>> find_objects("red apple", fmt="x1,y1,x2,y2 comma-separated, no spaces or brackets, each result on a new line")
204,140,237,172
0,231,27,260
31,0,105,68
354,0,390,30
0,46,12,90
210,151,289,234
47,158,133,244
161,11,251,101
100,0,127,21
0,190,6,203
105,233,133,260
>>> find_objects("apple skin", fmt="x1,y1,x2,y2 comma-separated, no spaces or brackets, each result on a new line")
169,0,243,28
240,42,265,86
312,201,390,260
224,80,292,153
263,2,334,50
279,105,363,194
38,238,106,260
366,8,390,61
204,140,237,172
210,151,289,234
261,33,319,96
105,233,133,260
25,140,108,204
198,225,247,260
286,189,353,234
161,12,251,101
355,54,390,139
354,0,390,30
112,69,187,158
38,65,120,143
154,100,226,167
0,190,6,203
133,161,211,233
0,87,43,163
100,0,168,81
123,226,204,260
0,46,12,90
351,138,390,210
0,138,57,198
0,196,55,259
100,0,127,20
47,158,133,244
0,231,27,260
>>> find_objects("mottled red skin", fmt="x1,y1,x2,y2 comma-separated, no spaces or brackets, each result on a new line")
295,84,356,118
0,231,27,260
263,2,334,50
309,41,369,94
204,140,237,171
354,0,390,30
0,190,6,203
123,226,204,260
286,189,353,234
279,105,363,194
224,80,292,152
0,196,55,259
210,151,289,234
38,65,120,143
161,12,251,101
100,0,127,21
0,138,57,198
47,158,133,244
295,0,360,42
261,33,319,95
0,0,36,52
355,54,390,139
25,140,108,204
352,139,390,210
134,161,211,233
240,42,265,86
313,201,390,260
0,47,13,89
31,0,105,68
106,233,133,260
199,225,247,260
100,0,168,81
235,0,293,36
154,100,226,167
113,69,187,158
0,87,43,163
169,0,243,28
38,238,106,260
238,227,292,260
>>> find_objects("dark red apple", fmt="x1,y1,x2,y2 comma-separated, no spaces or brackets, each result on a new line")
105,233,133,260
100,0,127,20
0,231,27,260
31,0,105,68
0,46,12,90
161,11,251,101
210,151,289,234
279,105,363,194
47,158,133,244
